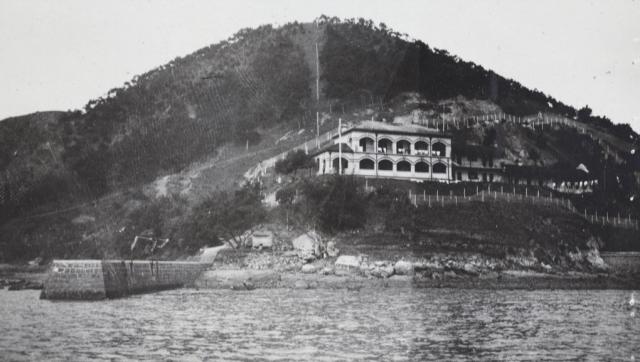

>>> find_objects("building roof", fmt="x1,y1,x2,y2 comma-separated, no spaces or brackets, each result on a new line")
452,143,497,159
337,121,451,138
311,143,353,157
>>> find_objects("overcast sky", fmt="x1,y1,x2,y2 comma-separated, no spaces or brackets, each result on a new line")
1,0,639,131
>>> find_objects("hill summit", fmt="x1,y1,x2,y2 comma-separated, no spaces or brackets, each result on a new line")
0,16,639,261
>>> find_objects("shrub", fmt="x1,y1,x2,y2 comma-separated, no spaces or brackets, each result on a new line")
298,176,367,233
275,150,314,174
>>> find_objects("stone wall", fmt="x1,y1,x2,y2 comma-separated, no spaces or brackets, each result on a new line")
39,260,107,300
601,252,640,274
41,260,208,300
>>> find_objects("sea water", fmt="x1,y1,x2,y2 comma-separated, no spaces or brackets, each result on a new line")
0,288,638,361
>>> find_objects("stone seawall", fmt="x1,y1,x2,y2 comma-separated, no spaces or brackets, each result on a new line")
601,252,640,274
40,260,208,300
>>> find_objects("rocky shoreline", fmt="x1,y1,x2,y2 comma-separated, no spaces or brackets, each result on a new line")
0,264,47,291
196,251,640,291
194,268,640,291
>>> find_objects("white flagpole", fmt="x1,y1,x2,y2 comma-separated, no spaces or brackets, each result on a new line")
338,117,342,174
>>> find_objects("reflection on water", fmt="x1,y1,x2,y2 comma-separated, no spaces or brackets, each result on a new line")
0,288,638,361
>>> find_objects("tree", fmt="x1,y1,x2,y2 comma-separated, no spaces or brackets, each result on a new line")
189,182,266,248
299,176,367,233
577,106,592,122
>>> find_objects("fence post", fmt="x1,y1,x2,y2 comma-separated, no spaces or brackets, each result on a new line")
463,188,466,199
423,190,426,201
481,191,485,202
436,189,439,202
494,191,497,200
525,187,528,198
428,195,431,208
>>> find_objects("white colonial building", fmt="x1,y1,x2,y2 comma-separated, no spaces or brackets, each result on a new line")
312,121,453,181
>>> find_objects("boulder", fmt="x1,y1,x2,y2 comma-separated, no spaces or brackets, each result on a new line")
335,255,361,270
292,231,321,255
297,250,317,262
443,270,457,278
321,267,334,275
28,257,43,266
394,260,414,275
462,263,479,276
585,250,608,271
326,241,339,257
251,229,274,249
301,264,318,274
371,265,394,278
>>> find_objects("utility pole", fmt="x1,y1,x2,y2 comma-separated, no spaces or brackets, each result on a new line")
315,20,321,148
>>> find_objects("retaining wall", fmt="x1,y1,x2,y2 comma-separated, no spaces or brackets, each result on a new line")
40,260,208,300
601,252,640,274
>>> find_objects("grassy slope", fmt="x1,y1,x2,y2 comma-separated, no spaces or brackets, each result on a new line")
1,18,638,262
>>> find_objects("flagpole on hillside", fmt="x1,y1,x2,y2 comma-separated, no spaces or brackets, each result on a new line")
338,117,342,174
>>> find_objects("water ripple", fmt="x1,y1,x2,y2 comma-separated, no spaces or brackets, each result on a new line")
0,288,638,361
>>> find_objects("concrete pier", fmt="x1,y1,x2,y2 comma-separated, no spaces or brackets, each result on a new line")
40,260,208,300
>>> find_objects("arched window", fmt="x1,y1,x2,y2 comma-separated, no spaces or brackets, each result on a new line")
415,162,429,173
359,158,375,170
332,158,348,171
433,162,447,174
378,138,393,154
378,160,393,171
415,141,428,155
396,140,411,155
432,142,446,156
359,137,375,153
397,161,411,172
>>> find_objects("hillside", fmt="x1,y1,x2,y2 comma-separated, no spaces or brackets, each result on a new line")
1,16,639,262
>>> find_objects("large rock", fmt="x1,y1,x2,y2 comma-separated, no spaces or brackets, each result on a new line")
394,260,414,275
251,229,274,249
461,263,479,276
301,264,318,274
585,249,608,271
292,231,321,255
335,255,361,270
321,267,334,275
370,265,395,278
326,241,339,257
